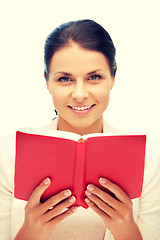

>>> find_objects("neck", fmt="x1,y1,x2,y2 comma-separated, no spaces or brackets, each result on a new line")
57,116,103,136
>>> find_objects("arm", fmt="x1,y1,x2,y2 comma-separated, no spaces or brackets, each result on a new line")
136,141,160,239
0,150,13,239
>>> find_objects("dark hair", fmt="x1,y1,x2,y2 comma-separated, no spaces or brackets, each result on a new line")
44,19,117,80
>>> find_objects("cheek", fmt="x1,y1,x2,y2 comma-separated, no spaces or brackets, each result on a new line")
95,86,111,104
101,92,110,109
97,89,111,113
50,88,68,107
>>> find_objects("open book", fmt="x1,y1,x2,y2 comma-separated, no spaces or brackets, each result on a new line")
14,130,146,209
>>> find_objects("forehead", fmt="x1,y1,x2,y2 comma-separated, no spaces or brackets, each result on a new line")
49,44,110,75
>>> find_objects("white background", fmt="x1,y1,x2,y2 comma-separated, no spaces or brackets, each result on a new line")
0,0,160,143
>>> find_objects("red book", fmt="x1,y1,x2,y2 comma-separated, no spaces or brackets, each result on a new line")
14,131,146,209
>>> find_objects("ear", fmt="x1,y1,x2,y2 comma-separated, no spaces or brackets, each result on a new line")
45,74,52,94
110,76,115,90
46,82,52,94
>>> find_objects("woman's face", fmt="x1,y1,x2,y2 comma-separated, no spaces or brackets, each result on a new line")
46,43,115,133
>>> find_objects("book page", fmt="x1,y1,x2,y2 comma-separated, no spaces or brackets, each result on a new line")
17,128,145,142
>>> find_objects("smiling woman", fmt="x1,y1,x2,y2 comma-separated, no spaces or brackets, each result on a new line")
0,19,160,240
44,20,116,136
46,44,115,135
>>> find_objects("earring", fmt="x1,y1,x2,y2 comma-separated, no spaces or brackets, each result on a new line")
54,109,58,115
52,109,58,121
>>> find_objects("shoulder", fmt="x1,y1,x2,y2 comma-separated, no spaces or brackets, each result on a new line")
145,138,160,160
0,134,16,192
0,119,57,167
144,139,160,184
0,134,16,156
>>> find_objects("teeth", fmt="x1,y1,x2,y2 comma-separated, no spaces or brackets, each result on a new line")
72,105,92,110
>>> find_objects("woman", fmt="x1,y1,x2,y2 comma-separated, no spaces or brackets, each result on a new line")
0,19,160,240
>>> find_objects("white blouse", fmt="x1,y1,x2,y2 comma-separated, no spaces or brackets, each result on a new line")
0,119,160,240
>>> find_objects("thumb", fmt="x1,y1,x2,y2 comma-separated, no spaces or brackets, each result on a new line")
27,178,51,207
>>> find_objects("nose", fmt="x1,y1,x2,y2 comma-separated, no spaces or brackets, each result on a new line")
72,81,89,102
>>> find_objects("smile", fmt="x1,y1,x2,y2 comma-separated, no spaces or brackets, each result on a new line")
69,104,95,111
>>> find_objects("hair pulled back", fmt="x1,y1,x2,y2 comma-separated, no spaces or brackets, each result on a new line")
44,19,117,80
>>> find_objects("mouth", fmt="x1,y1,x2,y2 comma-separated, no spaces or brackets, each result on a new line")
67,104,95,115
68,104,95,111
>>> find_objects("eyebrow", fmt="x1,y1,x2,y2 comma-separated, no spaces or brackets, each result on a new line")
54,69,104,76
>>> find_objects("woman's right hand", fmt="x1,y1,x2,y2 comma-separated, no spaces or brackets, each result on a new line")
14,178,77,240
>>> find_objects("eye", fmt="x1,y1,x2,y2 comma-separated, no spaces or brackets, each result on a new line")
57,77,72,82
89,75,102,80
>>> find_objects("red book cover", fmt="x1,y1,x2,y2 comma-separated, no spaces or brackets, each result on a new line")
14,131,146,209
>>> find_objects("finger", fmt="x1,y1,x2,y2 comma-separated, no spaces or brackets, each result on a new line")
39,189,72,214
27,178,51,207
85,190,117,218
84,197,111,223
86,184,121,210
47,206,78,231
44,196,76,221
99,178,132,206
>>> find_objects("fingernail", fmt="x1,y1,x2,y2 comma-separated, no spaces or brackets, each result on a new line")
85,198,90,204
69,196,76,203
85,190,92,196
64,189,72,196
99,178,107,184
43,178,50,185
87,184,94,191
71,206,78,212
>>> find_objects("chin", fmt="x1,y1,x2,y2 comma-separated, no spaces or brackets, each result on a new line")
69,117,99,130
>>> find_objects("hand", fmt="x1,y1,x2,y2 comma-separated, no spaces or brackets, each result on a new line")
14,178,77,240
85,178,143,240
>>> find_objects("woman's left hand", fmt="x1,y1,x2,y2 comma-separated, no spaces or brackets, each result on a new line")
85,178,143,240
